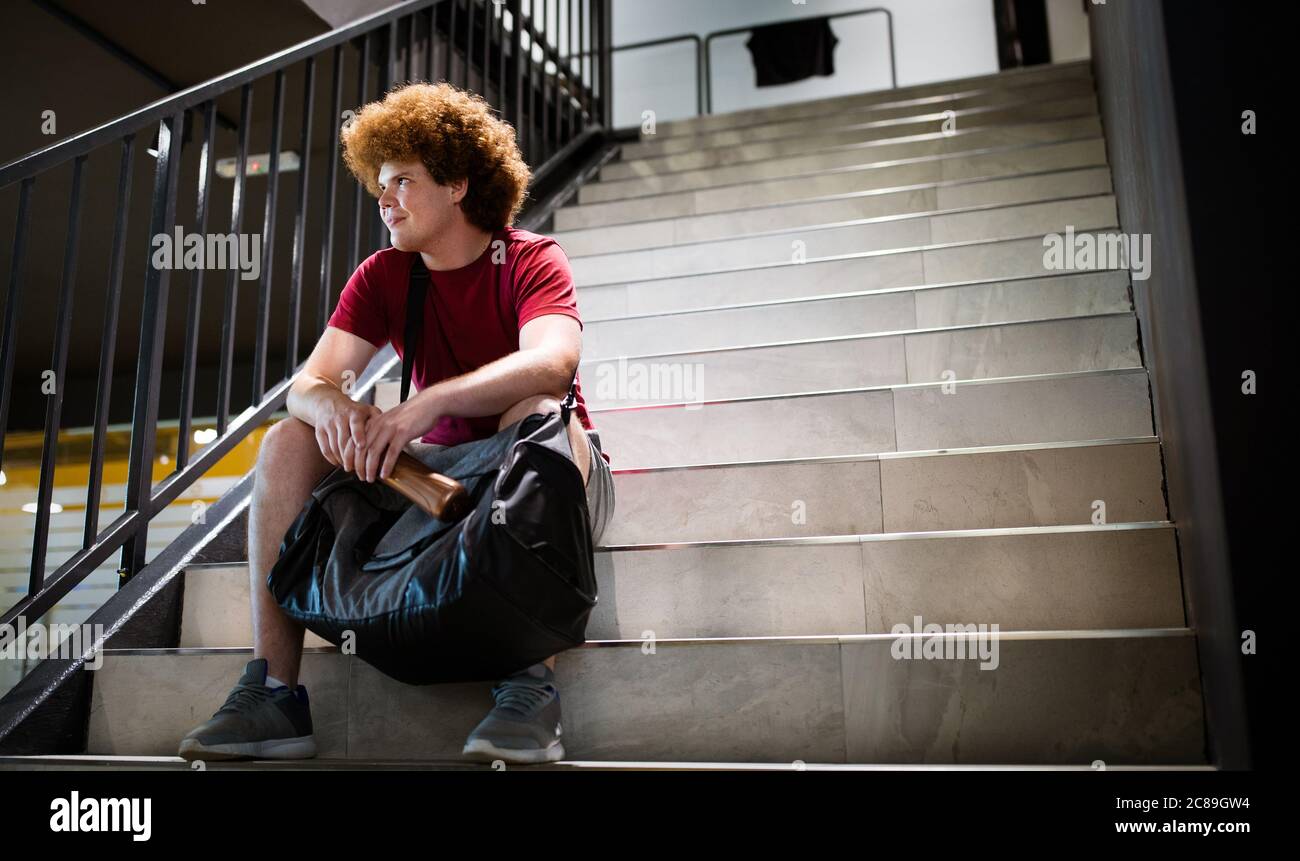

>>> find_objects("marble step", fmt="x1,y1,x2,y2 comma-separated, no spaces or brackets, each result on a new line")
85,628,1206,764
178,520,1182,648
610,88,1098,181
602,437,1166,544
576,232,1131,319
634,60,1093,149
580,313,1141,408
560,158,1108,256
584,271,1130,356
564,138,1107,228
569,193,1117,285
0,754,1217,771
588,368,1154,470
582,118,1100,205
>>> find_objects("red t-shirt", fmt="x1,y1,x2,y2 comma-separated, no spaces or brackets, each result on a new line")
327,226,609,465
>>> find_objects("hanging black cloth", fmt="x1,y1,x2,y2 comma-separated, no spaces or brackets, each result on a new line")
745,16,839,87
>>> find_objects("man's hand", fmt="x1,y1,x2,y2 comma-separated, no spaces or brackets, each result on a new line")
355,388,442,483
314,398,382,475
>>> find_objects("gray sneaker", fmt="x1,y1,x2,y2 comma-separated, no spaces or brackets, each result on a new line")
462,662,565,764
177,658,317,761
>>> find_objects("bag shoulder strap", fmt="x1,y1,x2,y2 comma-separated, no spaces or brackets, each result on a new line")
401,254,427,403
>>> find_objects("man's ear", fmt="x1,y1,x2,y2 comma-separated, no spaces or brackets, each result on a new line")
450,176,469,204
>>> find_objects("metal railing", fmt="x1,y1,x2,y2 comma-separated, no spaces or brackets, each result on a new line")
0,0,612,632
570,6,895,120
705,7,895,113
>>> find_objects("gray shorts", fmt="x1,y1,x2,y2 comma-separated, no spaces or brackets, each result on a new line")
406,427,615,545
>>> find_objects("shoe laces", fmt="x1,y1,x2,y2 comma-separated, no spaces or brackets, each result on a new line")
214,682,276,716
490,677,555,716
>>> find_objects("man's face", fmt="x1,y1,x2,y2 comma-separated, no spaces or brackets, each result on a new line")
376,160,466,251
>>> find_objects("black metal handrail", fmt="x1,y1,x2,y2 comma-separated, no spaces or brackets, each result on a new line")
0,0,612,632
704,7,896,113
565,5,896,123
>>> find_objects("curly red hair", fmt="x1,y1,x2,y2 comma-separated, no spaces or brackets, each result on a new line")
340,82,531,231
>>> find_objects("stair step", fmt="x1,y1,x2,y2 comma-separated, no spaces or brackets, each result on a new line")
610,98,1097,192
559,160,1109,254
85,628,1205,764
571,193,1116,286
604,437,1166,543
584,271,1130,355
636,60,1093,147
179,520,1181,648
0,754,1216,771
559,165,1110,236
583,131,1103,206
566,139,1106,227
580,314,1140,407
587,368,1152,469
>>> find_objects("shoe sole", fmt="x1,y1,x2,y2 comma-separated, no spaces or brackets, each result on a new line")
461,737,566,765
178,735,318,762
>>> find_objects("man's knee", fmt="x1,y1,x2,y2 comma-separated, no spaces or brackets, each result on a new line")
256,417,329,485
497,394,562,431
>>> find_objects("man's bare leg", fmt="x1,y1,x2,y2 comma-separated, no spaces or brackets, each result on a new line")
249,417,336,688
496,394,592,673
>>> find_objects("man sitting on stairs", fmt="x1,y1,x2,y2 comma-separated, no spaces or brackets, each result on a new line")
177,82,615,765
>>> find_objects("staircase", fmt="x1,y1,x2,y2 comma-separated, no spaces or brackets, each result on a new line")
22,60,1209,769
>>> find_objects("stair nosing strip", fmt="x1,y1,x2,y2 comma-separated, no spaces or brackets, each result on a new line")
583,268,1126,324
95,625,1196,655
563,163,1111,229
581,308,1134,363
607,103,1100,179
561,190,1115,259
579,134,1106,205
601,436,1161,475
635,81,1097,152
642,61,1093,140
574,222,1122,288
586,360,1147,415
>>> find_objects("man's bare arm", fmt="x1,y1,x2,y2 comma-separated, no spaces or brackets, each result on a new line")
354,314,582,482
287,326,382,473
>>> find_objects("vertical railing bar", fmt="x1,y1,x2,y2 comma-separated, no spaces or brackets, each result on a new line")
29,155,86,595
349,33,371,273
497,0,506,99
446,0,458,83
175,102,218,475
431,2,441,83
287,56,316,380
319,45,344,335
551,0,562,155
509,0,523,143
482,0,492,96
253,69,286,403
520,0,531,161
578,0,586,131
122,111,184,581
0,177,34,481
83,136,135,545
566,0,574,141
463,0,474,87
376,23,397,250
599,0,612,128
406,12,415,81
217,85,253,437
542,0,551,160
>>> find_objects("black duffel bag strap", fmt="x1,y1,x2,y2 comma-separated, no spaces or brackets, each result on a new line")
401,254,428,403
405,248,581,428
